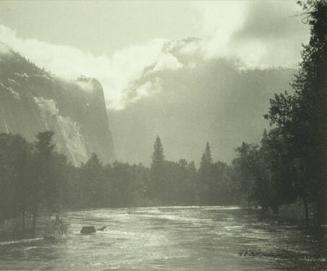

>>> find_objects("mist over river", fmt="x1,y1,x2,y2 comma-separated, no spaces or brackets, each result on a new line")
0,206,326,271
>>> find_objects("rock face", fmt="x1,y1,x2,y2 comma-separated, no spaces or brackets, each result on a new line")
110,37,295,164
0,46,115,165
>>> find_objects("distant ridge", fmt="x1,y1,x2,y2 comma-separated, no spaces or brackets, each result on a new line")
0,44,115,165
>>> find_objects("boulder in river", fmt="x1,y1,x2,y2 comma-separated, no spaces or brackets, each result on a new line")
98,226,107,231
80,226,96,234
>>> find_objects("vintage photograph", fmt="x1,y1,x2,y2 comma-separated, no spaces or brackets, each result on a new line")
0,0,326,270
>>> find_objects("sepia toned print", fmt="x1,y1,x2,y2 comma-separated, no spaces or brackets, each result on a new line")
0,1,326,270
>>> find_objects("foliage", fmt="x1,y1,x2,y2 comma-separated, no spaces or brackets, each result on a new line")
0,132,239,236
233,0,327,225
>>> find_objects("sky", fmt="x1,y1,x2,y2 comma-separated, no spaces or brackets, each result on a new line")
0,0,309,110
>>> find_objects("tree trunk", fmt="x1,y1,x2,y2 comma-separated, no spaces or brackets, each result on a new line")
32,206,38,236
316,190,327,226
272,205,279,216
21,209,25,233
303,197,309,223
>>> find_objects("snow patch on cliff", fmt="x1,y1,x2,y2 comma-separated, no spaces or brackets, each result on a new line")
7,87,20,100
0,42,10,55
2,119,10,133
33,97,88,165
0,82,21,99
152,52,183,73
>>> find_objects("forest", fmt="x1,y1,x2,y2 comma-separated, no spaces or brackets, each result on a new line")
0,0,326,237
0,132,240,235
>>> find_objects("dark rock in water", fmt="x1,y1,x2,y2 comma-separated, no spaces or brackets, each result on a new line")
80,226,96,234
239,249,258,257
98,226,107,231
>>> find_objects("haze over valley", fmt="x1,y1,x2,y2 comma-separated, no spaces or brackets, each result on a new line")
1,2,326,271
0,1,309,165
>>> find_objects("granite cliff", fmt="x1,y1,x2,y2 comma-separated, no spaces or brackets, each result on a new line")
0,44,115,165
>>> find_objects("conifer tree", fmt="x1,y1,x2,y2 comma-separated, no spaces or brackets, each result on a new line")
198,142,215,205
150,136,166,203
32,131,56,234
266,0,327,224
151,136,165,166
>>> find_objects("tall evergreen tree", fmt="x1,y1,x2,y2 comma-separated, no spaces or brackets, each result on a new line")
151,136,165,165
298,0,327,225
32,131,56,234
266,0,327,225
198,142,215,205
200,142,213,168
0,134,32,232
11,136,33,233
80,153,107,208
150,136,166,203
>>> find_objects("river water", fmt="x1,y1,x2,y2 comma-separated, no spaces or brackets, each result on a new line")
0,206,326,271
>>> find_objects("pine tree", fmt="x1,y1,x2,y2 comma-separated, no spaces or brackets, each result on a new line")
80,153,106,207
32,131,56,234
198,142,215,205
151,136,165,166
200,142,212,169
150,136,166,203
266,0,327,224
296,0,327,224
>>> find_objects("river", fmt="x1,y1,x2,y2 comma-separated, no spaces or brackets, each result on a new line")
0,206,326,271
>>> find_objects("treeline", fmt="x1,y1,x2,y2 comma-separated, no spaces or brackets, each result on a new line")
0,132,239,235
231,0,327,226
1,0,326,235
0,132,65,235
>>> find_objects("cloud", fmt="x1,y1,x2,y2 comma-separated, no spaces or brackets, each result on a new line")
152,52,183,72
192,1,247,58
0,41,10,54
0,25,168,109
0,2,309,109
192,1,309,68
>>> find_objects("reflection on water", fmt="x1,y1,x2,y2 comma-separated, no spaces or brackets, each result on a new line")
0,206,326,271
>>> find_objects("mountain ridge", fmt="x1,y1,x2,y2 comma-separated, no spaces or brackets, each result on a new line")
0,45,115,165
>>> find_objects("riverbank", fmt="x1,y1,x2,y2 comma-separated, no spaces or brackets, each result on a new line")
0,213,67,242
